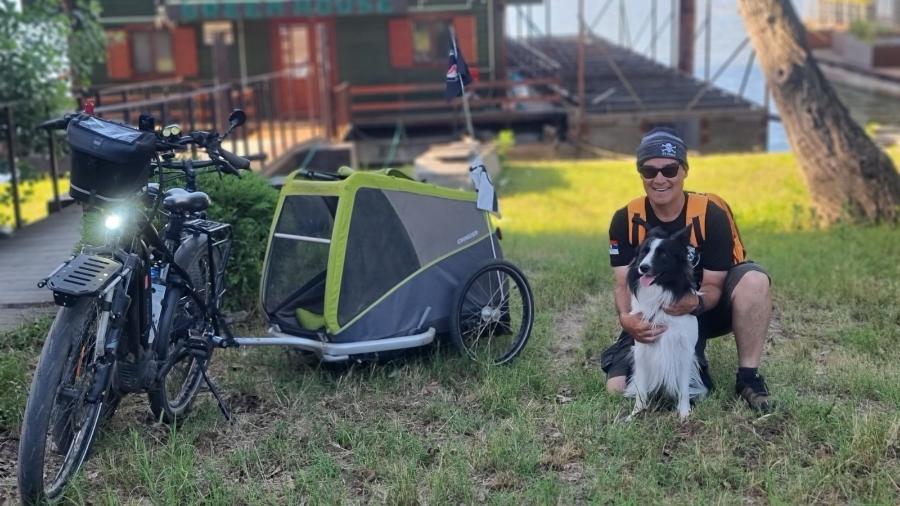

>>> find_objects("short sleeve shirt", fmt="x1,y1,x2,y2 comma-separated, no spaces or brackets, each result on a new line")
608,193,734,284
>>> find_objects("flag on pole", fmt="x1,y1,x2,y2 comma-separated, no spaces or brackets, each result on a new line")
445,34,472,99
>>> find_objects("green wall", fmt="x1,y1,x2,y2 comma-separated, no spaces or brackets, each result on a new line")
98,0,157,17
335,5,492,86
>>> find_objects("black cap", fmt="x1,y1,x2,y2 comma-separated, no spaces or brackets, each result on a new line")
636,127,688,168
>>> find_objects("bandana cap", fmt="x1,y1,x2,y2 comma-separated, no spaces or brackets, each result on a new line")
636,127,688,168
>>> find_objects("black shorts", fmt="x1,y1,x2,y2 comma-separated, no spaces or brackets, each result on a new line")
600,261,770,380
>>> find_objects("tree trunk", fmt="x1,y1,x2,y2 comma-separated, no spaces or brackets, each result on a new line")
738,0,900,223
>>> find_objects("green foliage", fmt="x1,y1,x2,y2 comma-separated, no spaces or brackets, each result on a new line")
199,171,279,312
495,129,515,162
0,0,105,224
0,0,104,157
848,18,890,43
0,317,51,433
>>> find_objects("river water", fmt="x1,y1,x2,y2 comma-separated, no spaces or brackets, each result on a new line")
511,0,900,151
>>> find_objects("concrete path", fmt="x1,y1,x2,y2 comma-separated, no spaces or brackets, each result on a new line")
413,139,500,189
0,205,82,331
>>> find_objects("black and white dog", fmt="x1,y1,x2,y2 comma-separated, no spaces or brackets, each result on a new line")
626,225,709,420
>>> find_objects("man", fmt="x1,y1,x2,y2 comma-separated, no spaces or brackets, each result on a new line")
601,128,773,412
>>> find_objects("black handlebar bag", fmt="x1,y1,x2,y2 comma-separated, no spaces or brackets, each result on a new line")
66,115,157,205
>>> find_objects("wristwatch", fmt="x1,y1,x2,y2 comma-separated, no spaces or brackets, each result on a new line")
691,294,705,316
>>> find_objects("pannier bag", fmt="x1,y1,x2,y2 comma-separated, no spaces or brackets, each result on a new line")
67,114,157,204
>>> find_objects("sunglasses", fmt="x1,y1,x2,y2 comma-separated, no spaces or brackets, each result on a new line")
638,163,681,179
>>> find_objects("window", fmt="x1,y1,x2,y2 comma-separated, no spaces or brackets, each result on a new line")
278,24,310,78
132,31,175,75
411,19,451,65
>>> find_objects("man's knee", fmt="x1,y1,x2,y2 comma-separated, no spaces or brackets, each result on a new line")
731,270,770,307
606,375,626,394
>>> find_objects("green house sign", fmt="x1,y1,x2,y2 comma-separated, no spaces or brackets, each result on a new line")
167,0,408,20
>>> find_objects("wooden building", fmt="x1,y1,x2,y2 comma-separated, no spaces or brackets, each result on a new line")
94,1,539,118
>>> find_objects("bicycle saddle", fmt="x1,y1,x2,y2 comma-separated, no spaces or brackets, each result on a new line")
163,188,211,213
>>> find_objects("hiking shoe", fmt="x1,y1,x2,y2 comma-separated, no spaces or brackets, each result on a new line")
735,372,772,414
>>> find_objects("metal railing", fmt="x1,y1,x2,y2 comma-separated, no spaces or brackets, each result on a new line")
333,77,565,128
2,65,327,232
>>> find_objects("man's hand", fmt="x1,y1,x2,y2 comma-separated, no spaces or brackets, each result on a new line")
620,312,666,343
663,293,700,316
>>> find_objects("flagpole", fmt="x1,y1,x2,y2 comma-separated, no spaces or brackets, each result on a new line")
450,25,476,139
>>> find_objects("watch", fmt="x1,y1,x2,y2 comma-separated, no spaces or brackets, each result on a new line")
691,294,705,316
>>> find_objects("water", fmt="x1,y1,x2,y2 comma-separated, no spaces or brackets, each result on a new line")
510,0,900,151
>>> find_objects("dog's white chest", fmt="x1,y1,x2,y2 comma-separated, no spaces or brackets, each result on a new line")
626,286,708,418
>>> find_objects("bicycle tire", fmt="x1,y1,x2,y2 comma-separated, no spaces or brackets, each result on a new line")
449,259,535,365
148,236,220,423
18,298,111,504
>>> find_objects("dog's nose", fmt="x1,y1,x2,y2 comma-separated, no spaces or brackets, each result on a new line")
638,263,650,274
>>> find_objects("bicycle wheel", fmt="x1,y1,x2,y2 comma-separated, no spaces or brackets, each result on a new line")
450,259,534,365
148,237,219,423
18,298,112,504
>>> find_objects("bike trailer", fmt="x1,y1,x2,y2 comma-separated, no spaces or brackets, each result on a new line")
258,167,504,354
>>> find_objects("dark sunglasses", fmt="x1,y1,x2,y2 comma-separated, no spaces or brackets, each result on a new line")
638,163,681,179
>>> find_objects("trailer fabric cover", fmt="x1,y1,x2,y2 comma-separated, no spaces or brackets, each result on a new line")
336,188,491,331
261,194,335,320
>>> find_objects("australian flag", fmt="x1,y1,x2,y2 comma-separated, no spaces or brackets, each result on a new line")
445,35,472,99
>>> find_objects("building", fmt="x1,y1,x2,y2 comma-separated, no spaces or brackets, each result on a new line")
94,0,536,117
88,0,765,161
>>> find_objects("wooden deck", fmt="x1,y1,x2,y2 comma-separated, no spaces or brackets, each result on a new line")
0,205,82,331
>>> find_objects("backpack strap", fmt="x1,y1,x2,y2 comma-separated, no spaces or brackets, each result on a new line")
705,193,748,263
685,192,708,248
626,196,647,246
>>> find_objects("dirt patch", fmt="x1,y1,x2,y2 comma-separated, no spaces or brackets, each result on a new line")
0,433,18,502
551,292,606,367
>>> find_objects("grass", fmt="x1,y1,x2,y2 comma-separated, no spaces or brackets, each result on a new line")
1,151,898,504
0,176,70,227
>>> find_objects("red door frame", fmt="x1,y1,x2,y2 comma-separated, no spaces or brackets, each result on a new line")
269,17,338,119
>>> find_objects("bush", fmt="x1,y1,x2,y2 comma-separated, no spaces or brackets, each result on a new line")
76,171,278,313
199,171,279,312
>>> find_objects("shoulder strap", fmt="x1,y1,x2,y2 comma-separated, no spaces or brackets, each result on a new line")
685,192,708,248
705,193,747,263
626,196,647,246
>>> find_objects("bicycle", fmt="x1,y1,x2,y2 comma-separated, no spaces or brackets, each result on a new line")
16,110,249,504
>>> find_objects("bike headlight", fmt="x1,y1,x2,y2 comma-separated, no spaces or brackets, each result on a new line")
104,213,123,230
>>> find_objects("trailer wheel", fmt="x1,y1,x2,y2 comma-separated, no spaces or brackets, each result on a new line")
450,260,534,365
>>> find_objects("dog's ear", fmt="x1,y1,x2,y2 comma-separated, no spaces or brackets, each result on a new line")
672,224,692,244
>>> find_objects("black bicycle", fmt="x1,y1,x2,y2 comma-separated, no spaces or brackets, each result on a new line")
16,110,249,504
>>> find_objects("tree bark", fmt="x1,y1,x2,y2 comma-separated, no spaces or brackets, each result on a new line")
738,0,900,223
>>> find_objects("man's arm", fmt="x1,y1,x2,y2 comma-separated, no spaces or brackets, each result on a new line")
614,266,667,342
664,269,726,316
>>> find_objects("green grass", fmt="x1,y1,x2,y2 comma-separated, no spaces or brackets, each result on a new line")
1,151,898,503
0,177,70,227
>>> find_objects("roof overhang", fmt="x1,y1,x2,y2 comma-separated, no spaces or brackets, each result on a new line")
164,0,410,21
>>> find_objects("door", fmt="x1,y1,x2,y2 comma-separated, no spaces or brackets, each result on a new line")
274,22,313,117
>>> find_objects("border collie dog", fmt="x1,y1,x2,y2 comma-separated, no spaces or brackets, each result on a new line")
626,225,709,420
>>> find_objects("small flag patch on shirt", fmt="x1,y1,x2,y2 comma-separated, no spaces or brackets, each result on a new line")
609,240,619,255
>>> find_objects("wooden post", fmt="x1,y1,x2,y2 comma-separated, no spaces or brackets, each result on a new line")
575,0,586,149
704,0,711,81
678,0,696,75
47,130,61,212
4,107,22,229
